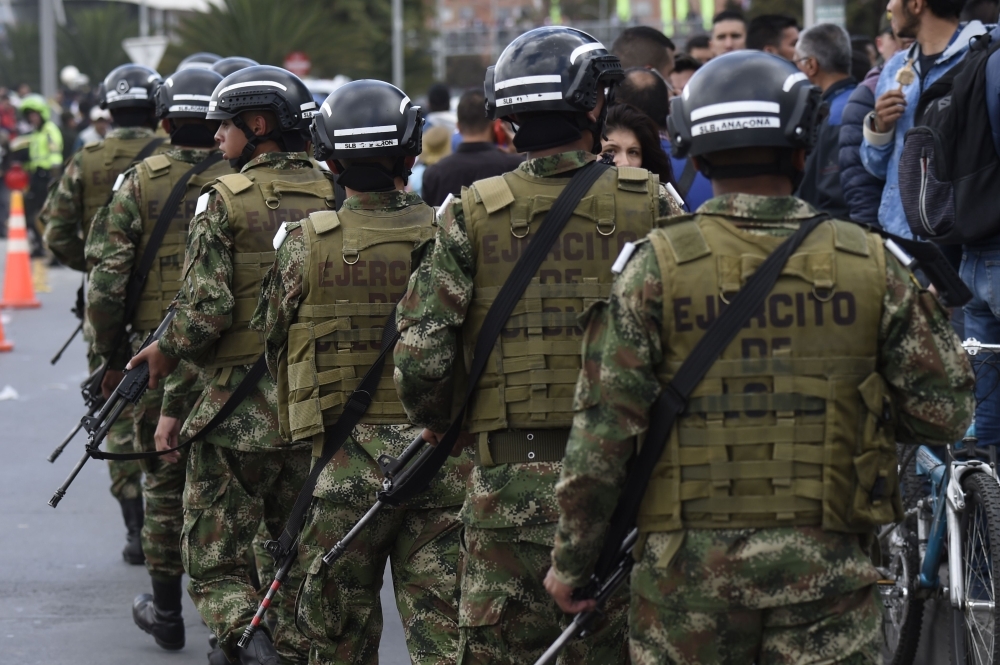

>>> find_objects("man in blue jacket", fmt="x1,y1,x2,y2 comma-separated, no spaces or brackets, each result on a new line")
795,23,856,217
860,0,985,237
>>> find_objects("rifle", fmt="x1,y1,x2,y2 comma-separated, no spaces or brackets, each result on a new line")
47,365,106,463
532,529,638,665
48,309,174,508
237,431,429,649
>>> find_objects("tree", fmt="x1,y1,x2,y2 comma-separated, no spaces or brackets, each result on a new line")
58,5,137,86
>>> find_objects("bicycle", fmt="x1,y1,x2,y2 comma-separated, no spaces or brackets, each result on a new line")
878,338,1000,665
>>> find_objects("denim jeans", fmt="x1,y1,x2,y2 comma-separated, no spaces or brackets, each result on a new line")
960,244,1000,446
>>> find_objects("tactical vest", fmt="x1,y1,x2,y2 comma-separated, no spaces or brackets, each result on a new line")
639,215,902,534
206,165,337,369
277,203,436,443
79,136,163,236
131,153,232,333
461,165,659,434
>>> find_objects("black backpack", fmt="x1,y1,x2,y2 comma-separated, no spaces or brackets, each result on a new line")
899,33,1000,244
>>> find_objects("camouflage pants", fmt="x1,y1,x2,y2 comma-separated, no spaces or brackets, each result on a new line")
629,530,882,665
106,408,142,501
457,524,630,665
133,383,187,579
183,440,312,664
295,424,465,665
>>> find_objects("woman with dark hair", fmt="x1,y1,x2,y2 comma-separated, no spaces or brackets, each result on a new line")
602,103,675,187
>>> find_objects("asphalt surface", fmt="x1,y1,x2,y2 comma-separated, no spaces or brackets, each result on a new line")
0,254,409,664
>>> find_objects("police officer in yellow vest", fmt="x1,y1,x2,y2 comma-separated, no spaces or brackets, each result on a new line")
19,94,62,256
40,64,168,567
129,65,332,665
543,51,977,664
393,26,682,665
252,79,471,665
85,65,233,652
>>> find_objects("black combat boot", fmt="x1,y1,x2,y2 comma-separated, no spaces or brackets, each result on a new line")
208,634,231,664
132,576,185,650
119,496,145,565
238,630,280,665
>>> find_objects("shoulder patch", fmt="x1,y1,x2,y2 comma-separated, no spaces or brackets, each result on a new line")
309,210,341,235
660,220,711,264
112,173,125,192
194,192,210,216
215,173,255,195
832,220,871,257
470,176,515,214
142,154,172,177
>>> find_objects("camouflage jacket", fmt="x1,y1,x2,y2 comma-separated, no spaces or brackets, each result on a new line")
549,194,977,588
251,189,422,377
394,151,683,530
159,152,316,451
86,146,215,418
41,127,157,271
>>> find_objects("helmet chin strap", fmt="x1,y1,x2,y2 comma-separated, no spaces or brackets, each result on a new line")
230,114,285,169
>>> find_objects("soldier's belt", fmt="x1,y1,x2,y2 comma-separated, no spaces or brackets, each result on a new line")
475,429,570,467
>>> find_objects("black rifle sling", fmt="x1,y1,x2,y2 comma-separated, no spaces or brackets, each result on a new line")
677,157,697,200
90,353,268,461
379,160,612,506
267,305,401,559
590,214,829,583
103,151,225,372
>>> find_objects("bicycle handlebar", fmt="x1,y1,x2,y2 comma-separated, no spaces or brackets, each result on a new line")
963,338,1000,355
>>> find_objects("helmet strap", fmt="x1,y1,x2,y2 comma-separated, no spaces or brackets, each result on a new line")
230,114,286,169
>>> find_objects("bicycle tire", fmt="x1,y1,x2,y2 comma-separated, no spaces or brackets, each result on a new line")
952,471,1000,665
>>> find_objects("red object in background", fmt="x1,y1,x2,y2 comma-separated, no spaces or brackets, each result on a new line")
493,119,508,147
284,52,311,78
5,163,27,191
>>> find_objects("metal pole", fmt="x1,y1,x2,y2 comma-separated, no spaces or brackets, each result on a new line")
490,0,499,62
803,0,816,28
433,0,445,82
392,0,404,90
139,0,149,37
39,0,57,99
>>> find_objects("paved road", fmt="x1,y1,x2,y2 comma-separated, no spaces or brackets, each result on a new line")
0,256,409,664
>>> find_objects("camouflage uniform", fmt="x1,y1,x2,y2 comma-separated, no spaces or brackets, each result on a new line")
42,127,163,503
251,190,471,665
549,195,976,665
157,152,321,664
394,151,682,665
86,148,222,581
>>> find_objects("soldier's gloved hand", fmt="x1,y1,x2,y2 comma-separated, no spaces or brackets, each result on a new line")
154,415,182,464
101,369,124,399
543,568,596,615
127,340,179,390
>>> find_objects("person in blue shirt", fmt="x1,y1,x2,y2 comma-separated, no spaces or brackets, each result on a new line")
860,0,985,238
794,23,857,217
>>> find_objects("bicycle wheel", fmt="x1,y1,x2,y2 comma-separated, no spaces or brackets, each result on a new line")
953,471,1000,665
878,446,924,665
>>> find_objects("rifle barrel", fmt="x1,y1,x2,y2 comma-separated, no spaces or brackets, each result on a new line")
237,548,298,649
49,448,91,508
48,401,101,463
533,619,582,665
322,500,386,566
50,321,83,365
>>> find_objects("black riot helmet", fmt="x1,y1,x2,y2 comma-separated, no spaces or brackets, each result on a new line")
156,68,223,119
211,56,259,77
206,65,319,168
178,52,222,70
98,64,162,110
668,50,822,181
311,79,423,192
484,26,623,153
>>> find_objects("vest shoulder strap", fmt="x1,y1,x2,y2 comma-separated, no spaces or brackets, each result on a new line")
658,219,712,264
142,154,172,178
215,173,255,195
309,210,341,235
471,175,515,214
831,220,871,257
616,165,651,193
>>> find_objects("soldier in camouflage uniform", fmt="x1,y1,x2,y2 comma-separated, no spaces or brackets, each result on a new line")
394,28,682,665
130,66,332,665
40,64,169,566
252,80,471,665
86,66,232,652
544,51,976,664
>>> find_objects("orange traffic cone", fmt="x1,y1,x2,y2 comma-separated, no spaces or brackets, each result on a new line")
0,314,12,351
0,190,40,309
